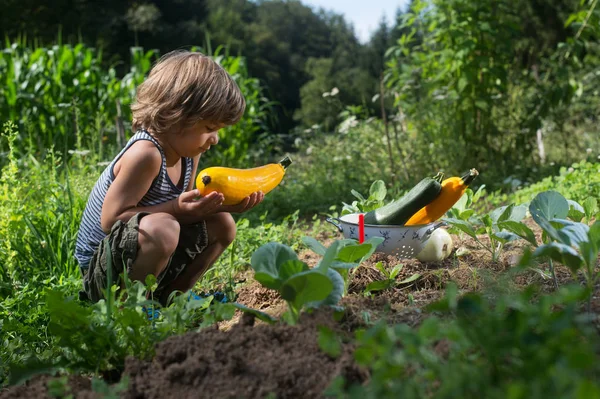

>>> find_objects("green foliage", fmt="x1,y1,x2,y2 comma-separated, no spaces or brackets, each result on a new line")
489,161,600,208
334,283,600,399
0,43,151,157
385,0,597,191
192,45,276,168
251,236,381,324
0,42,274,168
446,203,528,262
250,241,337,324
364,262,421,294
341,180,387,215
259,122,407,220
5,278,237,386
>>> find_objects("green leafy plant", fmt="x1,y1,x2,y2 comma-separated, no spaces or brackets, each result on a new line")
445,203,527,262
251,236,382,324
250,241,340,324
364,262,421,295
301,236,384,295
341,180,387,215
501,190,600,293
332,283,600,399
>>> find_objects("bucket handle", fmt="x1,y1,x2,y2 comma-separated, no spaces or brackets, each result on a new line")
425,221,447,236
325,217,343,233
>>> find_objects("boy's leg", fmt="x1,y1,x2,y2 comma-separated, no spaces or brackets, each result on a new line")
82,212,180,303
158,212,236,299
128,212,181,282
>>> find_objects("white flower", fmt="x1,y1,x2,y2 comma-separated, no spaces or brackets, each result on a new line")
304,128,312,133
68,149,90,156
294,137,302,147
568,167,575,173
97,161,110,167
550,162,555,166
322,92,330,97
586,148,593,154
306,146,313,155
330,87,339,96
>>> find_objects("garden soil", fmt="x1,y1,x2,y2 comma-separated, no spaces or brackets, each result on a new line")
2,222,598,398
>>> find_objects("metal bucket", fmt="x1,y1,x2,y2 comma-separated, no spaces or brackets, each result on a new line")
326,213,445,258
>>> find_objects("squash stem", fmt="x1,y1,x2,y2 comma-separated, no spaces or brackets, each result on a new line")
461,168,479,186
279,156,293,169
432,171,444,183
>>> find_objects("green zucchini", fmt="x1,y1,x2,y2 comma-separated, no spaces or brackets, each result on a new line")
364,173,444,225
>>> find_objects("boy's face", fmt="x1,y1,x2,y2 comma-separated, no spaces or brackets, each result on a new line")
172,120,225,158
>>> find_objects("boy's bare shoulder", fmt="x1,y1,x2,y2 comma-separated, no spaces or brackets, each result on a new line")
114,140,162,178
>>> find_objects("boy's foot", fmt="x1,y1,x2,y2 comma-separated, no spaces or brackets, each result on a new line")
142,306,161,321
188,291,229,304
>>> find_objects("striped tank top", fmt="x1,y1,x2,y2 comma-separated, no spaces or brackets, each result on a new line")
75,130,194,269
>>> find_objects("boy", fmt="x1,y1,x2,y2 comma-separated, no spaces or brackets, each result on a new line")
75,50,264,306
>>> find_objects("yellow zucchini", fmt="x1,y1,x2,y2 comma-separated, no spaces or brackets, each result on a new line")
196,156,292,205
405,168,479,225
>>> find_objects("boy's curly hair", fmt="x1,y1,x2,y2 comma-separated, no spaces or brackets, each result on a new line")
131,50,246,135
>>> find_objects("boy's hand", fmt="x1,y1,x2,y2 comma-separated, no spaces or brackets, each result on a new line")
219,191,265,214
173,190,224,222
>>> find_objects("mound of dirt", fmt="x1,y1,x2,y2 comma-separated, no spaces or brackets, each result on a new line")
0,374,96,399
122,311,367,399
1,310,367,399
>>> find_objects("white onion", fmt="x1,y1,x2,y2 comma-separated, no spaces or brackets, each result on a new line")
416,228,454,262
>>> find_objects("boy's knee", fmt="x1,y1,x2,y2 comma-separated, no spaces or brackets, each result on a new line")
138,213,180,256
210,212,236,245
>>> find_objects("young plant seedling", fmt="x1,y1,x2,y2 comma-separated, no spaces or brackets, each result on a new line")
341,180,387,215
250,240,349,324
500,191,600,293
302,235,384,296
364,262,421,295
445,202,527,262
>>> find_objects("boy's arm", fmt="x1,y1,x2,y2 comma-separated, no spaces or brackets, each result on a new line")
100,144,222,233
186,154,201,191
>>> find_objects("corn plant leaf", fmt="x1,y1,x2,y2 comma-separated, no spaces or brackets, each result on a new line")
529,191,569,226
533,242,583,273
498,221,538,246
281,270,333,309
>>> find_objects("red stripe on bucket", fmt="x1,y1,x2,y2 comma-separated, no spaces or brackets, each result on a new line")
358,213,365,244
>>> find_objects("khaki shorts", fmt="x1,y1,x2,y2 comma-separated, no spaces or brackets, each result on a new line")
79,212,208,305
